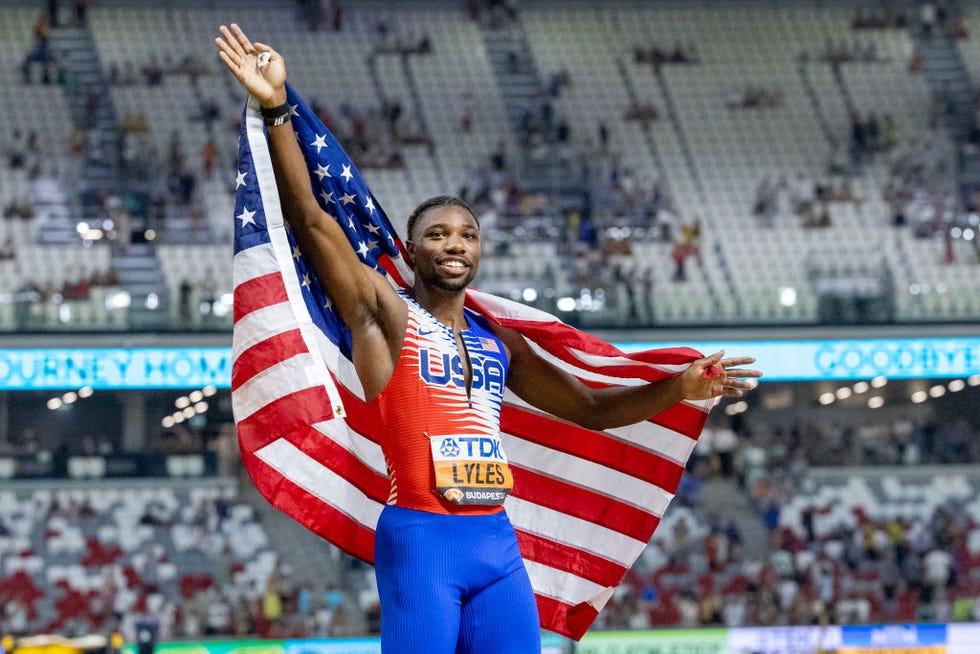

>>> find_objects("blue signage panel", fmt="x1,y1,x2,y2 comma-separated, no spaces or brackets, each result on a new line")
622,337,980,381
283,635,566,654
285,639,380,654
0,337,978,389
0,347,232,390
841,623,947,646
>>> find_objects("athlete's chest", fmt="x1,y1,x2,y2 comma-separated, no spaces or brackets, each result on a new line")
413,318,506,398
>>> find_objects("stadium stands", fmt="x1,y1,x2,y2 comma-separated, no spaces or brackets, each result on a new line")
0,480,280,638
0,0,977,332
1,0,979,641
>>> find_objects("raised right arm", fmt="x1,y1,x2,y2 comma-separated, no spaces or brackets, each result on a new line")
216,24,405,397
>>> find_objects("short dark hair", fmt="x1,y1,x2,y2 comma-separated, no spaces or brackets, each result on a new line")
405,196,478,241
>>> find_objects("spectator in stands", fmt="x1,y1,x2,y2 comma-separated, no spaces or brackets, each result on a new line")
727,85,783,110
3,194,35,220
142,56,164,86
634,42,699,69
624,102,659,124
62,271,92,300
4,599,29,636
33,12,51,54
671,241,690,281
908,51,924,73
5,128,26,169
262,574,284,637
753,176,778,226
133,612,160,654
73,0,88,26
652,197,678,241
680,218,701,264
852,8,873,29
204,589,234,636
712,423,738,477
819,39,855,65
947,17,968,39
97,265,119,286
177,277,194,327
201,139,217,179
920,1,938,37
329,0,343,31
803,202,832,229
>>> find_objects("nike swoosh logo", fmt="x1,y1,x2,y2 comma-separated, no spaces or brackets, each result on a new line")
418,328,439,336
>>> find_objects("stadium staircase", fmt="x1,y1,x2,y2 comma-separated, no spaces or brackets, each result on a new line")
480,20,544,139
48,25,172,329
698,477,769,561
111,241,168,329
481,16,589,240
365,54,388,116
913,33,976,141
615,59,668,190
650,67,702,194
398,56,446,186
909,29,980,204
829,61,858,118
711,240,744,317
30,176,77,247
50,26,120,241
797,59,837,147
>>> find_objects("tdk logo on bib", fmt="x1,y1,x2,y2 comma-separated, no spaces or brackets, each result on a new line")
419,349,505,394
430,434,513,506
439,438,461,458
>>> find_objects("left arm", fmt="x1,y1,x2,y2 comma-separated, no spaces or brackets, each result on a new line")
495,326,761,431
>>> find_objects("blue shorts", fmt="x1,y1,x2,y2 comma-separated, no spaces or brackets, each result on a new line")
374,504,541,653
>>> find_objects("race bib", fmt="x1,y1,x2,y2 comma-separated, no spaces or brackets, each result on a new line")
430,434,513,505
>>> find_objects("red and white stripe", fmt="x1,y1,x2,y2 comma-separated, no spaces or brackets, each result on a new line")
232,101,710,640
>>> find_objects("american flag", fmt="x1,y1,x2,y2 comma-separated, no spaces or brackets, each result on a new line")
231,86,713,640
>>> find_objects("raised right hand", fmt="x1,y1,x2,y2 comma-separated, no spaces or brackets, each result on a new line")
215,23,286,107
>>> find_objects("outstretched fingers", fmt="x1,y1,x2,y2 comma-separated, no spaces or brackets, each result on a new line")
216,24,265,70
230,23,256,54
215,47,236,75
724,378,757,392
217,25,244,60
719,356,763,380
215,30,243,74
719,356,755,369
712,377,755,398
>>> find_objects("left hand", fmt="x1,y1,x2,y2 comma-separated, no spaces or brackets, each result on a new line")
679,351,762,400
215,23,287,107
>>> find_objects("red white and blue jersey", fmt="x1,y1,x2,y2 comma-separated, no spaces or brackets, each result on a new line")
372,291,512,515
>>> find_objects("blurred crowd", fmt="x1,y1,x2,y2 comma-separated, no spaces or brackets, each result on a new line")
595,408,980,630
5,407,977,640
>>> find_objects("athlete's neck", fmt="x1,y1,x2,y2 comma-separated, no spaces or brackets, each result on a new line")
410,285,468,331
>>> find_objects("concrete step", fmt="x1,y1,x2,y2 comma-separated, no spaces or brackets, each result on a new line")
499,73,539,87
116,272,163,287
113,252,159,268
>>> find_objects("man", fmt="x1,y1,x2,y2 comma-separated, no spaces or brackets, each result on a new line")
216,24,760,653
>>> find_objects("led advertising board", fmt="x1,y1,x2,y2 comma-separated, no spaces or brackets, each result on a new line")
0,337,977,389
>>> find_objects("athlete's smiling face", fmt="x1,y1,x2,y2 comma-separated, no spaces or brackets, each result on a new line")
408,205,480,294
